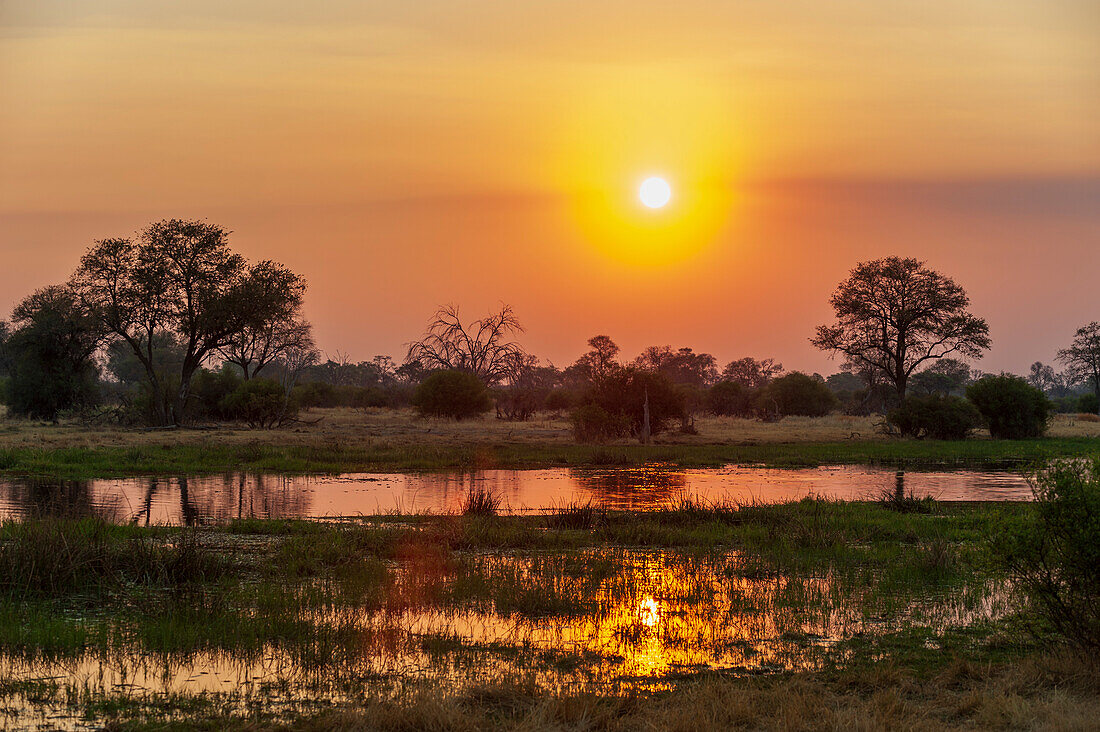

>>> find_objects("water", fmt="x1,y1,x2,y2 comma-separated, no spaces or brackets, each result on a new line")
0,548,1012,729
0,464,1031,525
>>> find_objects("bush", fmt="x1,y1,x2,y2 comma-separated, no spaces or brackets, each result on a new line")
1078,393,1099,415
412,370,491,420
221,378,297,428
756,372,838,418
350,386,388,410
966,375,1050,439
189,366,243,420
543,388,576,413
886,394,982,440
569,404,631,442
707,381,752,417
993,458,1100,651
292,380,339,408
572,367,684,442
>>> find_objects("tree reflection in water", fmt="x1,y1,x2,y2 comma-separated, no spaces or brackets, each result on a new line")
569,466,689,509
0,474,312,525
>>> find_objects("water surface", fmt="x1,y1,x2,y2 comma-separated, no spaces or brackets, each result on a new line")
0,464,1031,525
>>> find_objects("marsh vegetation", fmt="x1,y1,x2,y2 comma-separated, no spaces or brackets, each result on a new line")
0,482,1097,728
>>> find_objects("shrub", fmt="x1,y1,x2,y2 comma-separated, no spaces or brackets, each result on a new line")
572,367,684,441
293,380,338,408
543,388,576,413
221,378,297,428
189,366,243,420
350,386,388,410
412,370,491,420
966,375,1050,439
1078,393,1099,415
992,458,1100,651
886,394,982,440
570,404,631,442
707,381,752,417
756,372,838,417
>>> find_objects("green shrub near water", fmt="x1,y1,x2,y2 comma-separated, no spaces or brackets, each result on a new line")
756,372,838,417
966,375,1050,439
993,458,1100,652
887,394,982,440
412,370,491,420
220,378,298,428
707,380,752,417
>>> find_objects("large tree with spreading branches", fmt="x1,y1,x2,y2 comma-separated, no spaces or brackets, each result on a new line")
812,256,990,399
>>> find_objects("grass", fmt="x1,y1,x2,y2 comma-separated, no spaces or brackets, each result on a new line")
0,408,1098,478
0,501,1095,727
87,654,1098,731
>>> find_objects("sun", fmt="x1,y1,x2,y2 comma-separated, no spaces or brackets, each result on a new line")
638,176,672,208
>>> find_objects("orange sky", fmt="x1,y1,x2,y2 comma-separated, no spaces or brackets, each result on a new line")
1,1,1098,374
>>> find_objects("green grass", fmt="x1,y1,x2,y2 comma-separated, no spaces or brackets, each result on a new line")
0,436,1098,478
0,502,1089,728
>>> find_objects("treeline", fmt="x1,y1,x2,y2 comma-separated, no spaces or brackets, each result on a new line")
1,223,1099,439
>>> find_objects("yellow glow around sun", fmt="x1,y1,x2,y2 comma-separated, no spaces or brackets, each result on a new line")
552,69,742,268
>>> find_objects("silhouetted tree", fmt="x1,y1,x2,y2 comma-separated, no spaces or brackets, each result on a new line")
71,219,305,425
1058,323,1100,415
756,372,838,418
570,335,621,382
218,261,310,379
721,357,783,388
405,304,526,386
634,346,719,388
908,358,972,396
3,285,105,419
812,257,990,399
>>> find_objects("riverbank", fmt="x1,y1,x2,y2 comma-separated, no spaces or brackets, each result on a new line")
0,501,1096,729
1,409,1099,478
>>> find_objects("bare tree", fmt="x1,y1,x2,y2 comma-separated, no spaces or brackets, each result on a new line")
1058,322,1100,414
276,340,320,399
812,257,990,400
405,304,527,385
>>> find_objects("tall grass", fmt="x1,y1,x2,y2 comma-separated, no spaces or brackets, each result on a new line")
460,486,502,516
0,518,227,600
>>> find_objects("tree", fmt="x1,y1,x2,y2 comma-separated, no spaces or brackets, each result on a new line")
721,357,783,388
1058,323,1100,415
708,381,752,417
812,257,990,399
405,304,526,386
71,219,305,425
909,358,972,397
218,261,310,379
756,372,838,417
570,335,620,382
572,367,684,442
3,286,105,419
495,353,559,421
634,345,719,388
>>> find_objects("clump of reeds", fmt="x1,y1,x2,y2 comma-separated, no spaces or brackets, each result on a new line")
877,487,936,514
460,486,502,516
545,501,604,530
1075,413,1100,423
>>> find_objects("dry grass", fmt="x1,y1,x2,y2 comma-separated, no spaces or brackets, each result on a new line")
153,653,1099,731
4,409,1096,453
